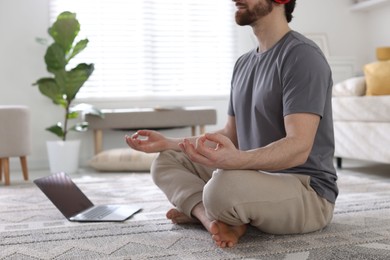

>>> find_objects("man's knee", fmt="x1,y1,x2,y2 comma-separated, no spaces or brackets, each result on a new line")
150,150,176,186
151,150,193,186
203,169,243,222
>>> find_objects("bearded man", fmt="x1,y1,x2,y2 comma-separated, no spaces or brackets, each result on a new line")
126,0,338,248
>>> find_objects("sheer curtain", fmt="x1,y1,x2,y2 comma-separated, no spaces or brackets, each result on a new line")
49,0,237,99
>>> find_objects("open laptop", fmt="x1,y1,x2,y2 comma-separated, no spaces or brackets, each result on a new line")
34,172,142,222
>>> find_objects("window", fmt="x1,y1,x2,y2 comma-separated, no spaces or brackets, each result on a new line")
49,0,237,99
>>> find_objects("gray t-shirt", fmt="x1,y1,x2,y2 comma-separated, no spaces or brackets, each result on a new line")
228,31,338,203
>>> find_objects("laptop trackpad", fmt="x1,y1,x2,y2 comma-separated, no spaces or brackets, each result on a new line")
70,205,141,222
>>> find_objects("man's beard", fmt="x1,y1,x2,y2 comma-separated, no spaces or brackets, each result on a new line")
235,0,273,26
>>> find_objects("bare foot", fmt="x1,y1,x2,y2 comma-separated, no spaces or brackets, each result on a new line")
166,208,199,224
209,220,247,248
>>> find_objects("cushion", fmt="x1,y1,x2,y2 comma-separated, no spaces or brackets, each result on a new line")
332,76,366,97
364,61,390,96
88,148,158,172
376,47,390,61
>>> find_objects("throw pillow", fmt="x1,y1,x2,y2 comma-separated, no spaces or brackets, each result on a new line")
88,148,158,172
376,47,390,61
364,61,390,96
332,76,366,97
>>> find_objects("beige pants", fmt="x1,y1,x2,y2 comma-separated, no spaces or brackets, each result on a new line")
151,150,334,235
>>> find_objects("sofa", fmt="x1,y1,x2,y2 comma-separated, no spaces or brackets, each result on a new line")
332,50,390,168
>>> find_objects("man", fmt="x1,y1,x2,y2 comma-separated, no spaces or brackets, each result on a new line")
126,0,338,248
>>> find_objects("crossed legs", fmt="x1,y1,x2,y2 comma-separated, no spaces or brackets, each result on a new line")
151,150,334,248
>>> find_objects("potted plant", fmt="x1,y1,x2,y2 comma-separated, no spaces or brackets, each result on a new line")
33,11,102,173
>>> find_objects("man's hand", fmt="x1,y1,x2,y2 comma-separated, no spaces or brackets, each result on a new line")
179,133,243,169
125,130,174,153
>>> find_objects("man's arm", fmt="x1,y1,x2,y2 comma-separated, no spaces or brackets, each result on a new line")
243,113,320,171
180,113,320,171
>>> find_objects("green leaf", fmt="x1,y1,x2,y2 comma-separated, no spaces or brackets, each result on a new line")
49,11,80,55
67,111,79,119
33,78,64,104
45,43,67,72
64,63,94,101
46,123,65,138
51,64,94,103
52,70,67,95
68,39,89,61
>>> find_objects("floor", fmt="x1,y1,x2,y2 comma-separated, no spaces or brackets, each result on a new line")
2,158,390,259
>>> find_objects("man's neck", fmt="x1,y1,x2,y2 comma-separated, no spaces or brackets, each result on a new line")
251,7,291,53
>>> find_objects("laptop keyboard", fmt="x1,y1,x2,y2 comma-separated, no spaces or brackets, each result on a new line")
83,205,118,220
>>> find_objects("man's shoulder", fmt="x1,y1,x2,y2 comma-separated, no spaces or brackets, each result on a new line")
282,31,326,59
286,31,312,44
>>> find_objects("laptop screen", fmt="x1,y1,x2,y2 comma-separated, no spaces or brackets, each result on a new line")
34,172,94,218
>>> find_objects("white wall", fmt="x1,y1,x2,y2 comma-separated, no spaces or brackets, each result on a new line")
292,0,369,68
0,0,53,170
366,3,390,61
0,0,388,171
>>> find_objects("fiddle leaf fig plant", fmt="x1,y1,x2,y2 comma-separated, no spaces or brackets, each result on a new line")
33,11,102,141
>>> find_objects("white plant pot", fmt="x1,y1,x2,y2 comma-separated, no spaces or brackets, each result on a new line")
46,140,81,174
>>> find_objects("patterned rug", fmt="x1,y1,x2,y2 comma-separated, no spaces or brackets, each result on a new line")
1,162,390,260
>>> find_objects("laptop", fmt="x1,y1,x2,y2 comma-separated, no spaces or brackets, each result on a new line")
34,172,142,222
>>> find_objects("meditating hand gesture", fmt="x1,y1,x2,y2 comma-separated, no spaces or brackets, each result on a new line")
125,130,176,153
179,133,243,169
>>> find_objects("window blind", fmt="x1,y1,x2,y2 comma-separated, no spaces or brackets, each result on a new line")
49,0,237,99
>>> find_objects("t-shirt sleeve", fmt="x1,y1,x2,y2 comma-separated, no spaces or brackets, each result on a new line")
281,44,332,118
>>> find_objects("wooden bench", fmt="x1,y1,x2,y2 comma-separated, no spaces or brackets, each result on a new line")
85,106,217,155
